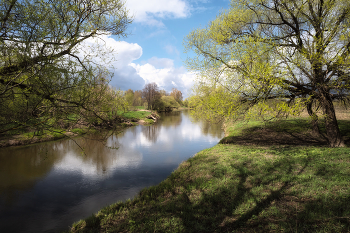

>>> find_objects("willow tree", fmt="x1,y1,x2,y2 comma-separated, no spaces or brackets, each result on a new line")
0,0,132,134
184,0,350,147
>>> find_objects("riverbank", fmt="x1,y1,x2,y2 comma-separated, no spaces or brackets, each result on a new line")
68,116,350,233
0,110,158,148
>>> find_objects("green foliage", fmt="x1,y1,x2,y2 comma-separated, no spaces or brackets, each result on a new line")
0,0,132,136
125,89,135,106
184,0,350,147
70,128,86,135
154,96,181,111
69,119,350,232
182,99,189,107
120,111,151,120
170,88,183,105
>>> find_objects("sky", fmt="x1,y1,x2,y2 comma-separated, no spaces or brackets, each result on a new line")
84,0,232,98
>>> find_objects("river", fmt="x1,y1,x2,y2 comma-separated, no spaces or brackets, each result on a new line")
0,110,224,233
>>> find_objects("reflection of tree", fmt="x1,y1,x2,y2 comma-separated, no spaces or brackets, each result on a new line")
200,121,224,138
158,111,182,128
0,133,143,206
185,109,224,138
67,135,141,173
0,144,64,205
142,124,161,143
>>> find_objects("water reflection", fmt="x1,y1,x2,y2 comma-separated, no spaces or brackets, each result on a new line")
183,110,224,138
0,144,63,205
142,123,161,143
0,110,223,233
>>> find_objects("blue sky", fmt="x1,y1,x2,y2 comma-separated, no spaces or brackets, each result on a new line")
86,0,231,98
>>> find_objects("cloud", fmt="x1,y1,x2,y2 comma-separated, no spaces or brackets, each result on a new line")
77,34,146,90
77,35,194,96
147,57,174,69
126,0,190,27
130,60,195,98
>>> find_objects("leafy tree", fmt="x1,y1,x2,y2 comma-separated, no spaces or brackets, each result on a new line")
159,89,169,97
170,88,183,105
0,0,132,134
184,0,350,147
154,96,181,111
133,90,143,106
142,82,161,110
183,99,189,107
125,89,134,106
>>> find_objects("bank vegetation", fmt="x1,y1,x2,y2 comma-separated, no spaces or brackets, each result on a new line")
68,106,350,233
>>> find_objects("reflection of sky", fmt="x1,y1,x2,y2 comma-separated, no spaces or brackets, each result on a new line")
0,110,224,233
109,111,223,168
53,150,143,179
51,110,223,177
125,114,219,147
127,132,153,148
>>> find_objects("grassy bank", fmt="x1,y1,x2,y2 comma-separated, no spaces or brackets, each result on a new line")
0,110,156,148
68,115,350,232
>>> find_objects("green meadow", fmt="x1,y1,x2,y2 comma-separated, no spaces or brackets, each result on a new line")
69,111,350,232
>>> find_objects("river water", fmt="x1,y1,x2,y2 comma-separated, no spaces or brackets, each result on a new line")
0,110,223,233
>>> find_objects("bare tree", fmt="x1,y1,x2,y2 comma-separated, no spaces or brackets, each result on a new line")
142,83,160,110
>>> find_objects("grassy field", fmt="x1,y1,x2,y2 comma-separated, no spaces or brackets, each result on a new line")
120,110,152,120
128,106,147,111
68,110,350,233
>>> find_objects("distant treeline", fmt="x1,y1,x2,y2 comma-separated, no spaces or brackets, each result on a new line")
125,82,188,111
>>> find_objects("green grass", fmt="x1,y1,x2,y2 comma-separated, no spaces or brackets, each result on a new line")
128,106,147,111
120,110,151,120
68,118,350,233
70,128,87,135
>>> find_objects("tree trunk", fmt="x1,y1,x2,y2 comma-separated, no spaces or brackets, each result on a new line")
306,100,321,136
320,94,344,147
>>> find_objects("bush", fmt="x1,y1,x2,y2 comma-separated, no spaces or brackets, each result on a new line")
154,96,180,111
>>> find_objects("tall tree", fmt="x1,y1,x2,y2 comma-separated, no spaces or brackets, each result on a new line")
184,0,350,147
142,82,160,110
170,88,183,104
0,0,132,134
125,89,134,106
159,89,169,97
133,90,143,106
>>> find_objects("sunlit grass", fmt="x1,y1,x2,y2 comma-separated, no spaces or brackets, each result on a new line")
120,111,151,119
128,106,147,111
68,112,350,233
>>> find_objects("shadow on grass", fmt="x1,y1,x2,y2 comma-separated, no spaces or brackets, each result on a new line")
220,119,350,147
70,146,350,232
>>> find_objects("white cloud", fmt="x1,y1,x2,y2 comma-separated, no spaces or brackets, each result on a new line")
54,150,142,178
130,61,195,97
77,35,194,96
77,34,145,90
147,57,174,69
126,0,190,27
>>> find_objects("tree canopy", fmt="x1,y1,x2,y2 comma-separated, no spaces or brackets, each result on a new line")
0,0,132,135
170,88,183,104
142,82,161,110
184,0,350,147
